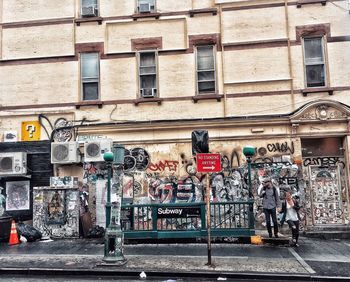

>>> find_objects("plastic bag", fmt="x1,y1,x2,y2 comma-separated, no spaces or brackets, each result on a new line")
17,222,42,242
191,130,209,155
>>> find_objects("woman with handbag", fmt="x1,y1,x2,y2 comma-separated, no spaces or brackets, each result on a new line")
280,188,301,247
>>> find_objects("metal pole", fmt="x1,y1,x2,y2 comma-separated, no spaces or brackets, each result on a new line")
206,173,211,265
106,162,112,228
247,157,255,230
247,157,252,199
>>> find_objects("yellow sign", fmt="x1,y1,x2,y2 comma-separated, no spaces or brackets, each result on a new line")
22,121,41,141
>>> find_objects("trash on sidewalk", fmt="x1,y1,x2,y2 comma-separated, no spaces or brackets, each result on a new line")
87,225,105,238
140,271,147,279
17,222,42,242
19,235,27,243
39,237,54,243
217,277,227,281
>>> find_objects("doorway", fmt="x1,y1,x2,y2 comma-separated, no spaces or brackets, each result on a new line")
309,165,343,225
302,137,346,226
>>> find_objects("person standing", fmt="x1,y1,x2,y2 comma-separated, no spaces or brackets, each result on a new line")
258,177,281,238
280,189,301,247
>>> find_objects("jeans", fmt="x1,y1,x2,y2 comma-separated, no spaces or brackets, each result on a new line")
263,208,278,237
287,220,299,243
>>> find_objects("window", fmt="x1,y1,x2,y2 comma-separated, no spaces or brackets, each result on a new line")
81,53,99,101
81,0,98,17
139,51,157,98
137,0,156,13
196,46,216,94
303,37,326,88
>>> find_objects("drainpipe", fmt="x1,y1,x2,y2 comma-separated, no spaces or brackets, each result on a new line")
219,5,227,117
284,0,295,111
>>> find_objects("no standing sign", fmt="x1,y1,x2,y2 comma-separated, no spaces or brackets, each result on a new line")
196,153,221,173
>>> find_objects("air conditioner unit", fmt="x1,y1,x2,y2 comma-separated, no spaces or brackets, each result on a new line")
84,139,113,162
81,6,98,17
141,88,157,98
51,142,81,164
139,3,151,13
0,152,27,176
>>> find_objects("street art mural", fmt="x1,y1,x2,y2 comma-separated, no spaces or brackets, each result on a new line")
33,187,79,238
5,181,30,211
303,161,347,226
80,141,349,232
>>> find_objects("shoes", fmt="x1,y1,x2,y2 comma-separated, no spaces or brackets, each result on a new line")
274,234,279,238
269,234,272,238
291,239,299,247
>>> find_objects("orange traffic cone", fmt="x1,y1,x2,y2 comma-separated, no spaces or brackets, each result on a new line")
9,220,20,245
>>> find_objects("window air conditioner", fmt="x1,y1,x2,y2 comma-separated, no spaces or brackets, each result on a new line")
81,6,98,17
139,3,151,13
84,139,113,162
141,88,157,98
0,152,27,176
51,142,81,164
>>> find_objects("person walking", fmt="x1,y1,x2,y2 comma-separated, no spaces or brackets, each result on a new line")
258,177,281,238
280,188,301,247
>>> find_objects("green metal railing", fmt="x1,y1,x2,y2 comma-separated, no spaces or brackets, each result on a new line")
121,201,255,239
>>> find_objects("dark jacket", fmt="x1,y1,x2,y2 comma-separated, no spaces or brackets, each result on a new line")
280,198,300,226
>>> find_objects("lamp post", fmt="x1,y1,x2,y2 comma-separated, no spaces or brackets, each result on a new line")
102,145,126,265
243,145,256,199
243,145,256,231
104,151,114,228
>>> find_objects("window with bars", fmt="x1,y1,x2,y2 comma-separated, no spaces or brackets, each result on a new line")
139,51,158,98
137,0,156,13
196,45,216,94
81,53,100,101
303,37,326,88
81,0,98,17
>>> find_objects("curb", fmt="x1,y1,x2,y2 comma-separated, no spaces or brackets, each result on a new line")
0,267,349,281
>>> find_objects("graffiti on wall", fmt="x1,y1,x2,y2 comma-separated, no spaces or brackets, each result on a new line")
303,157,345,169
257,141,295,156
33,188,79,238
148,160,179,172
79,142,349,230
83,163,109,182
306,165,345,225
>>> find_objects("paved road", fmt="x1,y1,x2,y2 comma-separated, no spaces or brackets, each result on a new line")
0,237,349,280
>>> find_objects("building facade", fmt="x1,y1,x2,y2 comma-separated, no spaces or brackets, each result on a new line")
0,0,350,235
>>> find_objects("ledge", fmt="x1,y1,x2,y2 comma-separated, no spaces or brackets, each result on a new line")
131,12,161,21
297,0,327,8
301,87,334,97
189,8,218,17
225,78,291,85
134,98,163,106
75,17,103,26
75,101,103,109
192,94,222,103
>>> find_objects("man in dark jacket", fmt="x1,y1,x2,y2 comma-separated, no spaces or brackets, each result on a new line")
258,177,281,238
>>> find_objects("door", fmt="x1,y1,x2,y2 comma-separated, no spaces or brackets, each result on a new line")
309,165,344,225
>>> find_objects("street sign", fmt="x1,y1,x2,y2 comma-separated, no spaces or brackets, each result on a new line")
196,153,221,173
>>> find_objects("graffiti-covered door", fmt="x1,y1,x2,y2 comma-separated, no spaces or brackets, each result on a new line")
309,165,344,225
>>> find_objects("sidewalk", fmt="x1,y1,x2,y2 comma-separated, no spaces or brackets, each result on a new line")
0,237,350,280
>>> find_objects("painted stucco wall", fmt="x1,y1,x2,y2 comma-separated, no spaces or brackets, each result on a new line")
222,7,286,43
2,24,74,59
2,0,74,22
0,62,78,105
106,19,187,53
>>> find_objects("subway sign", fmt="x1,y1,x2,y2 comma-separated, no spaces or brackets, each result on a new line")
157,206,201,218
